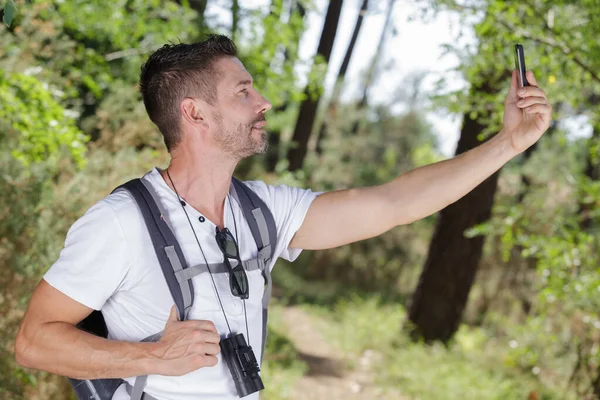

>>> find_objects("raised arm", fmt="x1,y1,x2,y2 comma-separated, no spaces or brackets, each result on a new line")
290,70,551,250
15,280,220,379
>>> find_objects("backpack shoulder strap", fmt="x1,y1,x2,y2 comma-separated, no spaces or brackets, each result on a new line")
230,178,278,364
113,179,193,321
230,178,277,262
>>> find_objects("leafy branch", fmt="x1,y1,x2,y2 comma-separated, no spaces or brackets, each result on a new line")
2,0,17,27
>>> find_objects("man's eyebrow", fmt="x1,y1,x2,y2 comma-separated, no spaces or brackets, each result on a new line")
235,79,252,87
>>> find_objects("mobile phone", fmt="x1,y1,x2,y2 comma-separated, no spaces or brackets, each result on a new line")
514,44,529,88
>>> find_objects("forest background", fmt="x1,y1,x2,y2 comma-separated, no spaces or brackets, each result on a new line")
1,0,599,399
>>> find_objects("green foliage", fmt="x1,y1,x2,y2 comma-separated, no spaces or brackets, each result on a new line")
0,70,87,169
423,0,600,394
0,69,88,398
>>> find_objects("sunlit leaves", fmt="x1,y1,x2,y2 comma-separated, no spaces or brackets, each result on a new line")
0,71,88,170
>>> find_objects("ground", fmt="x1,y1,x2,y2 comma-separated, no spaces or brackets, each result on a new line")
282,306,407,400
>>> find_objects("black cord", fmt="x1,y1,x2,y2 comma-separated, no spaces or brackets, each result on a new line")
166,169,233,336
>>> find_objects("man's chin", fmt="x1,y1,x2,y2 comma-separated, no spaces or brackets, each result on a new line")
251,130,268,155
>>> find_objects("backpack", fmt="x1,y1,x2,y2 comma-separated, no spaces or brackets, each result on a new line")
68,177,277,400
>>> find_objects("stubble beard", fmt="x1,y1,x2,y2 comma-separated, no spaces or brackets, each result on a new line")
215,116,269,160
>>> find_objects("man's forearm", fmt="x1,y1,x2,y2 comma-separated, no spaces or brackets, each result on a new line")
387,131,516,225
16,321,160,380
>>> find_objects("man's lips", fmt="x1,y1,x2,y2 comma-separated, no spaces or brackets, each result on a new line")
253,121,266,129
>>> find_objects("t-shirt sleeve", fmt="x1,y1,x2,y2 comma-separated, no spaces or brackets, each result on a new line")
244,181,321,263
43,200,132,311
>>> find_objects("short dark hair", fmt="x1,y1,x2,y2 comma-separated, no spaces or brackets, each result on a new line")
139,35,237,151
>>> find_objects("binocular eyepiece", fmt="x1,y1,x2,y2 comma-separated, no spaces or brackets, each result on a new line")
220,333,264,398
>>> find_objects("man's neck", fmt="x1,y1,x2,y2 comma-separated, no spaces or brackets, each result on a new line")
160,146,238,229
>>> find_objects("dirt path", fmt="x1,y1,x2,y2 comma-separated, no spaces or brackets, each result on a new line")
282,306,407,400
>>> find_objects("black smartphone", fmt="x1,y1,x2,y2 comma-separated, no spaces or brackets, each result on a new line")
514,44,529,88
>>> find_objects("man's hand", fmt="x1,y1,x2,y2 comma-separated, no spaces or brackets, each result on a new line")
501,69,552,154
152,306,221,376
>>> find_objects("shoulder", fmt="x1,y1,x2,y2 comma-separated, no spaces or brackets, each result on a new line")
240,179,322,217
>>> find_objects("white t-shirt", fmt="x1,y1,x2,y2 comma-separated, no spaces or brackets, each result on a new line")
43,168,319,400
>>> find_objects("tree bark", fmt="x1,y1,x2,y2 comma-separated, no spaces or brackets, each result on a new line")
287,0,344,171
408,78,504,343
316,0,369,154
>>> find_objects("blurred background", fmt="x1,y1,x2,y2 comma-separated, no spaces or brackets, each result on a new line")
1,0,599,399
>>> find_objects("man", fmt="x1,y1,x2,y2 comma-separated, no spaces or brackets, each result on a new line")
14,35,551,399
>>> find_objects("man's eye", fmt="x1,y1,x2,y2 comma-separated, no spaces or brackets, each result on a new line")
240,89,248,95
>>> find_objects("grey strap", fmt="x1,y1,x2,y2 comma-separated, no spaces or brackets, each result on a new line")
173,259,265,283
251,208,270,252
140,179,177,235
141,331,163,343
130,376,147,400
125,381,159,400
248,207,274,364
128,330,163,400
84,380,101,400
164,246,192,318
257,245,271,261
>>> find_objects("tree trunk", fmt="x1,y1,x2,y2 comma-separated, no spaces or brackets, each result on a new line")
287,0,344,171
231,0,240,41
408,78,504,343
187,0,208,16
316,0,369,154
348,0,395,137
266,0,306,172
578,98,599,230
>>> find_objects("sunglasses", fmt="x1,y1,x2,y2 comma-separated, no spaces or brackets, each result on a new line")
215,227,249,299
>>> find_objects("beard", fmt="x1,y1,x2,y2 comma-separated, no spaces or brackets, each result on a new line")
214,113,268,159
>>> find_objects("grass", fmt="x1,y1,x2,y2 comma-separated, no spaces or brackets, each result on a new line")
299,294,566,400
261,301,308,400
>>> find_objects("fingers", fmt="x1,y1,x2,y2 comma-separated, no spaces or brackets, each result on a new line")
526,70,538,87
200,329,221,344
198,342,221,356
166,305,179,326
198,354,219,367
181,319,217,332
516,95,548,108
517,86,547,100
523,103,552,116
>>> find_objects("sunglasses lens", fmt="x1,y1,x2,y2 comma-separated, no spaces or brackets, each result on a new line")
216,228,247,298
223,236,238,258
217,229,239,258
231,268,248,299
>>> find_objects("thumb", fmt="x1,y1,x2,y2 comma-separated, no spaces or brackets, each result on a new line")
166,305,179,326
507,69,519,101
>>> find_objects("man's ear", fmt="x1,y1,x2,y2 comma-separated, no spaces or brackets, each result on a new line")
180,98,209,130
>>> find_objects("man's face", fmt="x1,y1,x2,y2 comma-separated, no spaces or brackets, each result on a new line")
209,57,272,159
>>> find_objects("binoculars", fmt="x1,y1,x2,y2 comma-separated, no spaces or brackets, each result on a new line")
220,333,264,398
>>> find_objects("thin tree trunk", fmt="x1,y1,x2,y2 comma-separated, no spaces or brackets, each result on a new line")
408,76,504,343
316,0,369,154
232,0,240,41
266,0,306,172
349,0,395,137
179,0,208,31
287,0,344,171
578,98,600,230
187,0,208,16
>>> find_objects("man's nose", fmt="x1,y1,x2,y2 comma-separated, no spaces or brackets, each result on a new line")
257,94,272,114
